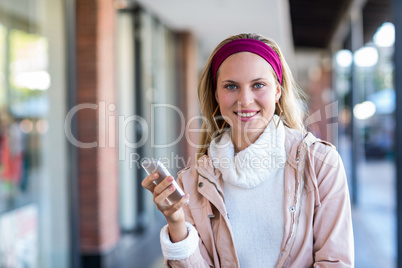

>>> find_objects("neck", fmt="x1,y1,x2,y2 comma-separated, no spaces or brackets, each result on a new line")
232,129,263,153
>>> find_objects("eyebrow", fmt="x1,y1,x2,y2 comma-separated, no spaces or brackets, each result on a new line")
221,79,238,84
250,77,267,82
221,77,267,84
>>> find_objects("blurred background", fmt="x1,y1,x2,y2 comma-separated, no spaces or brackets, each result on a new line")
0,0,400,267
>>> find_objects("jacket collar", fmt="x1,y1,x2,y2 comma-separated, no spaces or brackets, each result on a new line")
195,126,316,189
196,152,225,195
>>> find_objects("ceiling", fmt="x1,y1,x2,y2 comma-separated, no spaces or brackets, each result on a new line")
132,0,392,52
289,0,392,49
362,0,392,44
134,0,295,57
289,0,352,48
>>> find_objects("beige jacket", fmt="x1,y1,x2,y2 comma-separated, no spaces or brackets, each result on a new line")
167,127,354,267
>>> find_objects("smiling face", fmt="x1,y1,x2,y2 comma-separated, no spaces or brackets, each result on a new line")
215,52,281,149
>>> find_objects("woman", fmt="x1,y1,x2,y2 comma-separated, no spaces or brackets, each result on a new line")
142,33,354,267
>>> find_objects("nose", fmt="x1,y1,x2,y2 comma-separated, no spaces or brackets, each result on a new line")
238,87,254,106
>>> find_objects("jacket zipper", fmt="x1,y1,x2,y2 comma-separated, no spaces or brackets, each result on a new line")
287,143,306,255
278,142,306,267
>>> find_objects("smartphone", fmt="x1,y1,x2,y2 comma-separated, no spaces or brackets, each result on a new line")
141,158,186,205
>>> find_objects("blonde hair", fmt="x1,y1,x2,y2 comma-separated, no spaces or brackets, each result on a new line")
197,33,306,159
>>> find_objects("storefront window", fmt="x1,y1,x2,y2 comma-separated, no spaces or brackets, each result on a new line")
334,22,396,267
0,29,49,211
0,0,68,267
9,29,49,117
117,7,181,232
0,25,6,106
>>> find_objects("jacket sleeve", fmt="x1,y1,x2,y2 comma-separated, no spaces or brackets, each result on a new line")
310,144,354,267
160,222,200,260
163,170,213,268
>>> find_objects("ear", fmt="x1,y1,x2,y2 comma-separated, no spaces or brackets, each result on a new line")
275,84,282,102
215,90,219,104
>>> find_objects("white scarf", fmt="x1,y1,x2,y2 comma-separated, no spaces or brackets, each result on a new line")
209,115,286,189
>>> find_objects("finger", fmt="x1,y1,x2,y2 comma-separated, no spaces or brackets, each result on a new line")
141,173,159,191
154,183,177,205
164,194,190,215
154,176,174,195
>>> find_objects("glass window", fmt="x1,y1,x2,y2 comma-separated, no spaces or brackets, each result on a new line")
117,7,181,232
0,0,69,267
0,25,6,106
0,28,49,213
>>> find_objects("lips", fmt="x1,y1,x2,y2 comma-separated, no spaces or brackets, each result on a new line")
236,111,257,118
234,110,260,121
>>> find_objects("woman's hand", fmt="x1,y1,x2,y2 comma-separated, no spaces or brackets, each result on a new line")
141,173,190,242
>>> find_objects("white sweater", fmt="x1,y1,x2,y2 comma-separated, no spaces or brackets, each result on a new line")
160,116,286,267
222,168,284,267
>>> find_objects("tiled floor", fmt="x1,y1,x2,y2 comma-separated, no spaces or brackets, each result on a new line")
150,257,165,268
351,160,396,268
122,219,165,268
339,136,396,268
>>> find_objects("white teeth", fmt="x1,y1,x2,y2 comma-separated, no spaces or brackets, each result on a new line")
237,112,257,118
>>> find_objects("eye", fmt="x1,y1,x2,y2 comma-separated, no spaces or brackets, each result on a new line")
224,84,238,90
253,82,265,89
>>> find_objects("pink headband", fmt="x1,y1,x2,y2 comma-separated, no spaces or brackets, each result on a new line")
212,38,283,86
